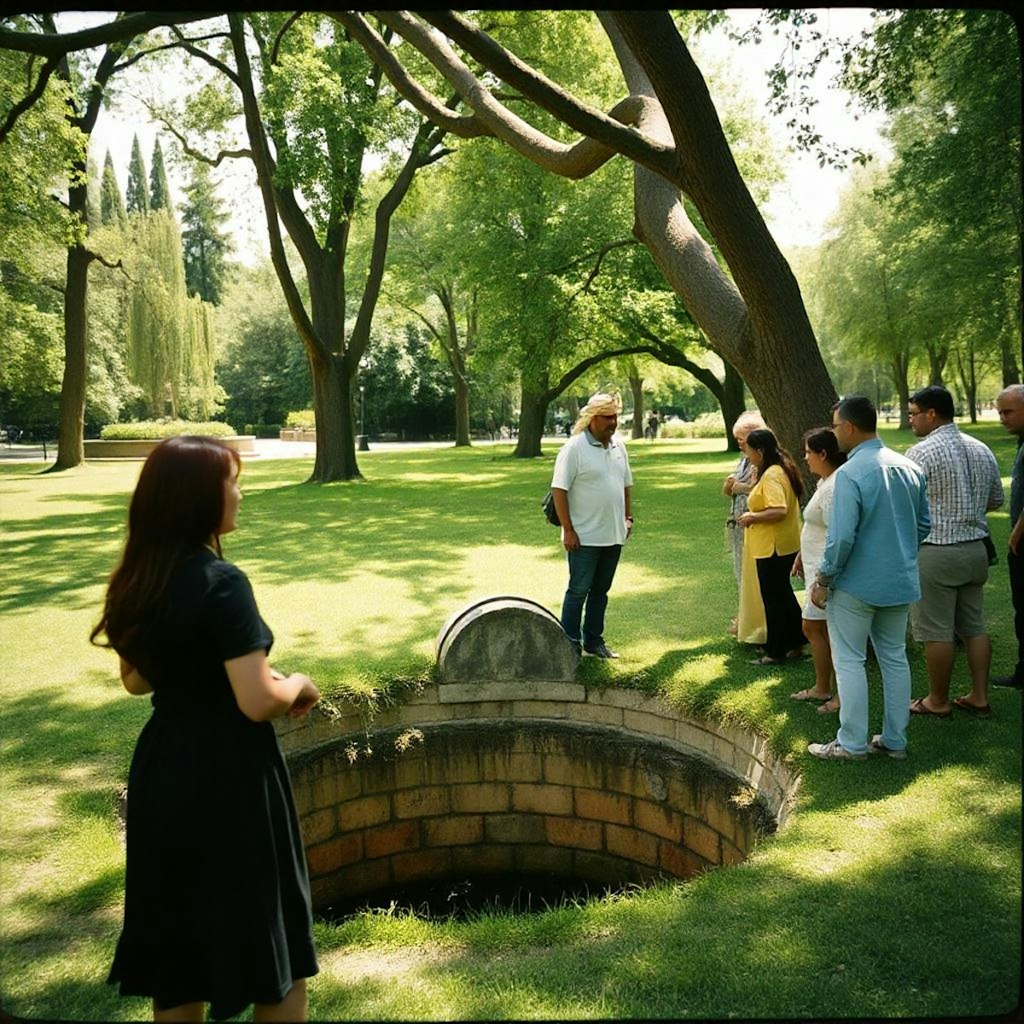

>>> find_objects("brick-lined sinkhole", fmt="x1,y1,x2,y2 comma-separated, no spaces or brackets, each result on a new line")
277,686,800,918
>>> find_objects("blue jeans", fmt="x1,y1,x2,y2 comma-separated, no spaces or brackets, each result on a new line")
560,544,622,649
827,587,912,755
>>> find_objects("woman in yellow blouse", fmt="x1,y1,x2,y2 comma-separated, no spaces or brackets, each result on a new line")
737,428,807,665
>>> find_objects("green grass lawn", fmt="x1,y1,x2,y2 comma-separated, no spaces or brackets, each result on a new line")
1,424,1020,1020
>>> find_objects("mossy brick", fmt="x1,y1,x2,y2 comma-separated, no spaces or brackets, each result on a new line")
683,815,722,864
623,709,677,740
658,840,710,880
605,824,660,866
290,782,314,816
451,843,515,874
424,815,484,847
573,850,635,885
451,782,510,813
722,840,746,866
420,749,479,786
634,799,685,842
544,815,603,851
702,793,739,845
392,753,428,789
393,786,451,819
511,700,571,719
593,689,647,710
512,782,573,815
364,820,420,859
360,762,401,795
566,701,624,727
301,807,337,846
603,761,648,798
391,847,453,883
514,843,574,875
453,700,513,719
305,833,363,877
665,775,702,815
483,813,546,844
338,794,391,831
311,770,361,810
543,753,603,789
574,788,632,825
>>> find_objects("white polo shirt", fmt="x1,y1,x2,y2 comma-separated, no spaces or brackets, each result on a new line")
551,430,633,546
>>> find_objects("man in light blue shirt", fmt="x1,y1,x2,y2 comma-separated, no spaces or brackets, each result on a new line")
808,396,930,761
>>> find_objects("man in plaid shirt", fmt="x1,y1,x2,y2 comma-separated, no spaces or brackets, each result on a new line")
905,385,1004,718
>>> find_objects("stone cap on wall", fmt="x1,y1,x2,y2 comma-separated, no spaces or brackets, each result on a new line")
435,595,578,685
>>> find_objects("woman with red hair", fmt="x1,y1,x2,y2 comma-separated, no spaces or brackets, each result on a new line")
92,436,320,1022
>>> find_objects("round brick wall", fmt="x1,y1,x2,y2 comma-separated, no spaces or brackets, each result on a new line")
277,685,799,913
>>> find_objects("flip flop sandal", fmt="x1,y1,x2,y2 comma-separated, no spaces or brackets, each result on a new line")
953,697,992,718
817,700,840,714
749,656,784,666
790,688,830,702
909,697,951,718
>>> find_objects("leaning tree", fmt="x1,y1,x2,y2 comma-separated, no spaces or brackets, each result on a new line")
332,10,839,459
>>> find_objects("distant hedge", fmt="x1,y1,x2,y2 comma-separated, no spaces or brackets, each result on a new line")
99,420,236,440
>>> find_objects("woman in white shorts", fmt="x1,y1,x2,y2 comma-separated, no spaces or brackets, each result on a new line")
790,428,846,713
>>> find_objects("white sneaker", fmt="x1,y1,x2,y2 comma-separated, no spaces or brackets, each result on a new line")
807,739,867,761
868,735,907,760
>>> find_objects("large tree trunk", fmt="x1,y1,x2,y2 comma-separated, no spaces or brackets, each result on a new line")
721,361,746,452
454,374,470,447
599,15,838,462
926,343,948,387
310,354,360,482
514,384,549,458
1001,335,1021,386
628,372,644,439
54,245,90,469
892,353,911,431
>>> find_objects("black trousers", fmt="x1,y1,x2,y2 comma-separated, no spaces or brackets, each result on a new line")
755,551,807,660
1009,548,1023,682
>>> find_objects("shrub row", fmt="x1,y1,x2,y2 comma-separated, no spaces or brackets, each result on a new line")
99,420,236,440
658,412,726,439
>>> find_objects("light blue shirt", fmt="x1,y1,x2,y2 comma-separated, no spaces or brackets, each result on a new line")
816,438,931,607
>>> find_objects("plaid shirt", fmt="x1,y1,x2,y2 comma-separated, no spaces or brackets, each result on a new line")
905,423,1004,544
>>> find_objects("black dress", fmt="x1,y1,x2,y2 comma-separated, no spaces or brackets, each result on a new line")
107,548,318,1019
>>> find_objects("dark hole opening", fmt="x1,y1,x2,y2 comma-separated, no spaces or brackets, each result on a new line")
320,872,642,922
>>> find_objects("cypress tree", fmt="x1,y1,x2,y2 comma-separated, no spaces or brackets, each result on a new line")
149,137,172,215
180,161,233,305
125,134,150,215
100,150,127,229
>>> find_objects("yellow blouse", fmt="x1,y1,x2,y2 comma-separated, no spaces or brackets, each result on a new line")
745,464,801,558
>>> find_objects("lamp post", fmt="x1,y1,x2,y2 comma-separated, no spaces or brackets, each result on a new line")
357,358,370,451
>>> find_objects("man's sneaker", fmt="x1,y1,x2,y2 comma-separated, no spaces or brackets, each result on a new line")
807,739,867,761
868,735,907,759
583,642,620,659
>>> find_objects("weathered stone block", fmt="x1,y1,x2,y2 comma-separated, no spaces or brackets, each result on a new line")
575,788,632,825
543,753,603,789
436,597,579,683
634,799,685,842
451,782,510,813
683,815,722,864
423,815,484,847
544,815,603,851
338,794,391,831
605,824,660,866
511,782,573,815
391,847,453,883
364,821,420,859
393,786,451,819
484,812,546,844
306,833,363,877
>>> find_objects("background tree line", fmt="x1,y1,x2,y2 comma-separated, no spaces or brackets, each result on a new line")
1,10,1019,475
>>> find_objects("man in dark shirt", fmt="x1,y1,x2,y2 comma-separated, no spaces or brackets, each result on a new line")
993,384,1024,687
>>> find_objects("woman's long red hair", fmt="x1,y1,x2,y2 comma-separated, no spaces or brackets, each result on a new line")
90,436,241,657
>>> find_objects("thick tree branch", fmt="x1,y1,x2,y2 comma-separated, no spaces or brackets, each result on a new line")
0,13,218,59
138,97,250,166
547,344,662,403
0,55,59,145
327,12,491,139
226,13,324,362
414,10,678,179
168,24,240,87
367,10,645,180
270,12,305,65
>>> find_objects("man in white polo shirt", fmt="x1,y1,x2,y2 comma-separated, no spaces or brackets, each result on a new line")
550,392,633,659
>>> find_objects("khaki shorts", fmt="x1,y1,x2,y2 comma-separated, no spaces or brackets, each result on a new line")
911,540,989,642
